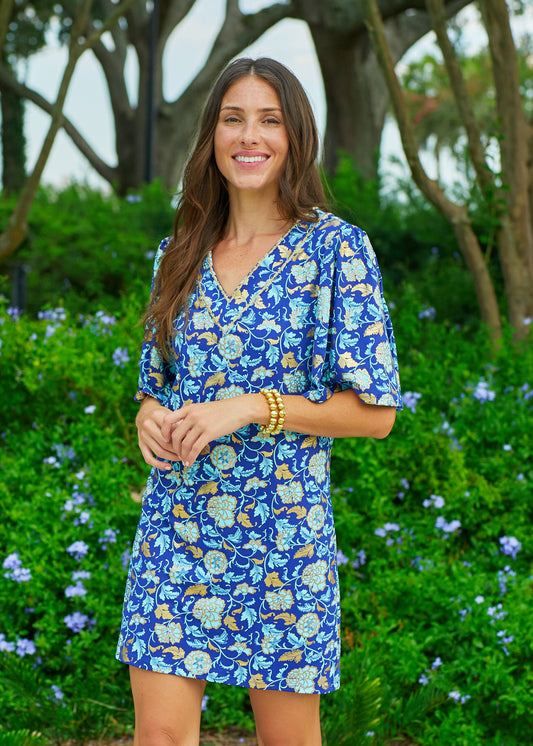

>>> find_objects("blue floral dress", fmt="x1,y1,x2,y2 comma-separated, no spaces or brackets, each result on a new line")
116,211,402,693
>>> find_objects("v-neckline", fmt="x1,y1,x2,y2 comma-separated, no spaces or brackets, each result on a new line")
208,220,299,301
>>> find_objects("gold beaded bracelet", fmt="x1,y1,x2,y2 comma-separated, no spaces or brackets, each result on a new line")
259,388,286,435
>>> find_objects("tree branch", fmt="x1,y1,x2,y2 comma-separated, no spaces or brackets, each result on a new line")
0,0,14,55
0,64,117,182
170,1,293,113
363,0,502,339
425,0,491,192
0,0,140,262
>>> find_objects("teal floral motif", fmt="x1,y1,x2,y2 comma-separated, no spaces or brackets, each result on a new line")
193,597,225,629
286,665,319,694
218,334,243,360
203,550,228,575
117,212,402,694
210,444,237,470
155,622,183,643
207,493,237,528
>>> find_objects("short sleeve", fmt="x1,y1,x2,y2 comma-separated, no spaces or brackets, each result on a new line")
134,238,176,405
303,221,402,409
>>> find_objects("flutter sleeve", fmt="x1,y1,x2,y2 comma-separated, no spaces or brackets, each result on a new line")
134,237,175,405
303,220,402,409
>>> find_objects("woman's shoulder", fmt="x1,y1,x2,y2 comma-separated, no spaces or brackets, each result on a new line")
307,210,371,257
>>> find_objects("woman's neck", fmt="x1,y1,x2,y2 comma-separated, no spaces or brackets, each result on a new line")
225,189,289,244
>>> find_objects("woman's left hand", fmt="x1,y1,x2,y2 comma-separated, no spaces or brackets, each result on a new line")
160,394,266,467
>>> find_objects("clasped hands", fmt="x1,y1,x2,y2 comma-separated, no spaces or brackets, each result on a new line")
136,394,264,470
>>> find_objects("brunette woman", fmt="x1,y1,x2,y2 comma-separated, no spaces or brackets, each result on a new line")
117,57,402,746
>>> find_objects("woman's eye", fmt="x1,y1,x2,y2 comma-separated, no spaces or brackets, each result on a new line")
223,116,240,123
264,118,281,125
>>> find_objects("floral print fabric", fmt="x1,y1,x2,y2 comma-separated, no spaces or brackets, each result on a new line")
116,212,402,693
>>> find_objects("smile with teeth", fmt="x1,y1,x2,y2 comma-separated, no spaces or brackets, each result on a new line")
234,155,269,163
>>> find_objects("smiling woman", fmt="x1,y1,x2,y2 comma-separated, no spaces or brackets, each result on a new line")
115,57,402,746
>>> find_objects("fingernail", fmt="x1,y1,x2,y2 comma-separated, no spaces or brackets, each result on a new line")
183,461,189,468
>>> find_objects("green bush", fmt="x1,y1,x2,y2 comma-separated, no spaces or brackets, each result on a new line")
0,180,174,317
0,177,531,743
0,285,531,743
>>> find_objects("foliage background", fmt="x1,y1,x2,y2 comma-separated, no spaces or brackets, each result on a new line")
0,175,531,745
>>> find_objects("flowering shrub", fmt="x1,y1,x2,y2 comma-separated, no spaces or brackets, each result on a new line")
0,224,532,743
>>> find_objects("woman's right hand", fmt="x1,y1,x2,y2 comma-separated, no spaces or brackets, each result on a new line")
136,397,180,470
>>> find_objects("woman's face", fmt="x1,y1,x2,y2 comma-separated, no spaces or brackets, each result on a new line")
214,75,290,199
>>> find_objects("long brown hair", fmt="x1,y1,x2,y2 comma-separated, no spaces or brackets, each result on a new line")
146,57,327,358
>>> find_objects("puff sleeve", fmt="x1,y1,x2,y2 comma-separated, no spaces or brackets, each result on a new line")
134,238,176,405
303,220,402,409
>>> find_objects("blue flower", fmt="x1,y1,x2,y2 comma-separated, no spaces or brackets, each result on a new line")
431,657,442,669
64,612,93,633
51,684,65,701
65,581,87,598
472,379,495,402
418,307,436,320
16,638,36,657
99,528,119,549
10,567,32,582
423,494,445,509
499,536,521,559
2,552,22,570
112,347,130,367
402,391,421,413
336,550,349,566
66,541,89,561
418,673,429,685
0,634,15,652
84,405,96,414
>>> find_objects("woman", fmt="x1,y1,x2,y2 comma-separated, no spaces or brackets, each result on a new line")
117,57,402,746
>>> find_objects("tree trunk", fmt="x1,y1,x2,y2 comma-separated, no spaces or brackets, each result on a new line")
1,59,26,194
481,0,533,333
309,27,383,179
294,0,472,179
363,0,502,341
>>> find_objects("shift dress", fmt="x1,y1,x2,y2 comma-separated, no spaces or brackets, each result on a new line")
116,211,402,693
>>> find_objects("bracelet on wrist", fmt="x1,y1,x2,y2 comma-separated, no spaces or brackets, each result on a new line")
259,388,285,435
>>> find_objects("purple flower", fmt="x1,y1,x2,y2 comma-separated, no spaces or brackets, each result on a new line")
112,347,130,368
10,567,32,582
472,379,495,403
121,549,131,570
400,478,410,490
125,194,142,203
84,405,96,414
2,553,22,570
64,612,91,633
352,549,367,569
72,570,91,581
423,494,445,509
336,550,349,566
431,657,442,669
16,638,36,657
435,516,461,533
7,306,22,321
0,634,15,653
418,673,429,685
402,391,421,414
418,306,436,320
66,541,89,561
201,695,209,711
65,581,87,598
499,536,521,559
51,684,64,701
474,595,484,604
503,444,512,452
99,528,119,549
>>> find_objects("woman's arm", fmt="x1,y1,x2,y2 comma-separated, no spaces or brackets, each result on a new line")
154,390,396,469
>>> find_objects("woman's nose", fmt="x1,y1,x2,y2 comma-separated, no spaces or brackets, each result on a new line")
240,121,259,145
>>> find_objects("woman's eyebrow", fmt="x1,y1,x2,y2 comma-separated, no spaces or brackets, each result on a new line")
220,105,282,113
